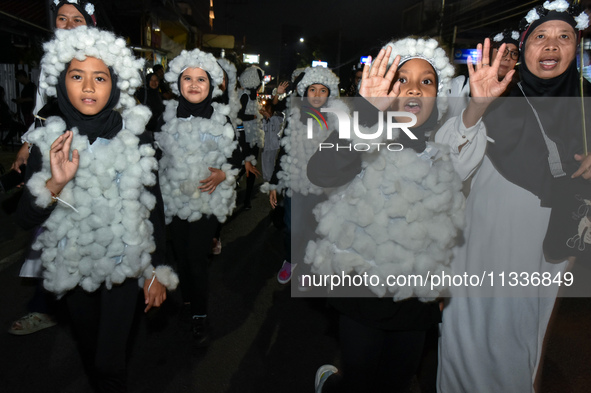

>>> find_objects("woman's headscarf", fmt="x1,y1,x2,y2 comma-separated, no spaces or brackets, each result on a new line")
52,0,97,26
483,0,590,206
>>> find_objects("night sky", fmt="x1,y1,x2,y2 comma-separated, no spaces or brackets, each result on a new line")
213,0,418,82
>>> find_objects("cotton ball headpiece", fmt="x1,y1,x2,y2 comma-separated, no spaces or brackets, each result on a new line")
52,0,97,26
217,58,237,92
297,67,340,97
490,29,520,48
519,0,588,49
165,49,224,98
239,65,264,89
380,37,454,119
40,26,144,110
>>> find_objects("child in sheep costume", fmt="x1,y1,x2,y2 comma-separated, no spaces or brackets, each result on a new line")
265,66,346,286
215,58,240,128
237,65,265,209
308,38,464,393
156,48,241,345
9,0,99,337
17,26,177,391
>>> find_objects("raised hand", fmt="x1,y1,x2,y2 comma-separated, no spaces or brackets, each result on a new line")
358,46,401,111
198,167,226,194
46,131,79,196
462,39,516,128
277,81,289,95
468,39,515,103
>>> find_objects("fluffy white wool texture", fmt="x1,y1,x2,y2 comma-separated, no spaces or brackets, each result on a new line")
142,265,179,290
523,0,589,30
277,99,349,196
217,58,240,126
381,38,454,120
165,48,224,98
23,105,169,296
525,9,541,24
544,0,569,12
305,143,465,301
40,26,144,110
297,67,340,98
156,100,238,224
239,65,263,89
575,11,590,29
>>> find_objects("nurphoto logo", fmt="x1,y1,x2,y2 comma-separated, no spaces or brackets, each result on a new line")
306,107,419,152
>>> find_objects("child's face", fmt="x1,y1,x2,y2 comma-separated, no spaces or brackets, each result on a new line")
180,67,210,104
149,74,160,90
65,57,112,116
393,58,437,128
55,4,87,30
306,84,329,108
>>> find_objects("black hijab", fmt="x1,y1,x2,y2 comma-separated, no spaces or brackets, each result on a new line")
176,70,215,119
483,16,586,206
53,1,96,27
57,64,122,144
144,73,165,114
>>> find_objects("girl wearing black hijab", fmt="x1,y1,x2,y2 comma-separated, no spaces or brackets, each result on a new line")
136,72,165,134
17,27,176,392
436,1,590,391
155,49,241,346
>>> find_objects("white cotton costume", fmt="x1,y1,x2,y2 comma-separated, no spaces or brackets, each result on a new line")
304,38,465,301
238,65,264,148
265,66,343,197
23,26,178,296
156,49,239,224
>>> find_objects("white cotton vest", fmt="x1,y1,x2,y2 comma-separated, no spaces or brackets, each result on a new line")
156,100,239,224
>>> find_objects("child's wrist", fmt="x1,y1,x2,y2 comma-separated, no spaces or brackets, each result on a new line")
45,178,65,198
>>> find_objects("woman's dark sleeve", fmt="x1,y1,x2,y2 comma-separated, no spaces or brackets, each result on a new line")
16,145,57,230
147,176,166,267
226,119,243,170
236,122,255,161
237,94,256,122
139,130,166,266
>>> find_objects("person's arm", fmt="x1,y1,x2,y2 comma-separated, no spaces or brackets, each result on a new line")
460,39,515,128
17,131,79,230
237,94,257,122
435,112,487,181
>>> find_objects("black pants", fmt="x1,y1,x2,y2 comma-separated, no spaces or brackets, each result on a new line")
66,279,140,393
169,215,218,316
243,145,260,205
323,314,427,393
